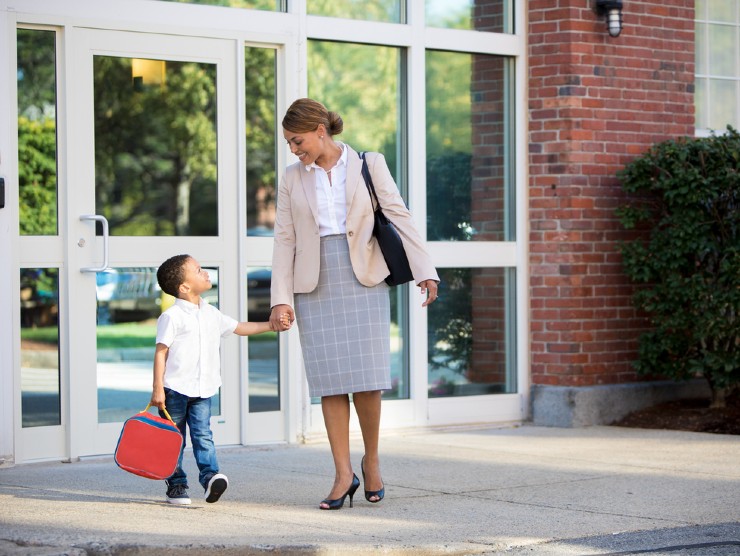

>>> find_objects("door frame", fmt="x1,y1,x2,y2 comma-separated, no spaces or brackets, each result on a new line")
68,27,245,458
9,20,294,462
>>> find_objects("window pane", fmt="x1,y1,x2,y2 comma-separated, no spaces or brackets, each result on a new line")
17,28,58,236
695,22,707,75
308,0,402,23
428,267,516,398
695,77,708,130
21,268,60,427
709,79,737,130
426,0,513,33
307,40,409,403
307,41,402,183
708,24,736,77
385,287,409,400
697,0,707,19
246,47,277,236
426,50,513,241
707,0,736,23
157,0,283,10
96,267,221,423
94,57,218,236
247,266,280,412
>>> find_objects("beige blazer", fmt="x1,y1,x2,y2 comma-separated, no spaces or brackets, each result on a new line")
270,145,439,308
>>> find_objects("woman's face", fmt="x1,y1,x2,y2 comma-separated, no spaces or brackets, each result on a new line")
283,125,324,166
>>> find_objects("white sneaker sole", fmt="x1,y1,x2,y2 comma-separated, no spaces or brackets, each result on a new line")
205,473,228,503
166,496,191,505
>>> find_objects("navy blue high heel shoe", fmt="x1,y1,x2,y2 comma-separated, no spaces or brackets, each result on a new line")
361,456,385,503
320,474,360,510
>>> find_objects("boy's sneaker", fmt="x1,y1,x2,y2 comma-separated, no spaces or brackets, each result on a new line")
165,484,191,505
204,473,228,503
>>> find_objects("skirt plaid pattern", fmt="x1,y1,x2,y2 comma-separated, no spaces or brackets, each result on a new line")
294,235,391,397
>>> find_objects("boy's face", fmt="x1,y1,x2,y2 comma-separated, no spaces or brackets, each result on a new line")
179,257,212,297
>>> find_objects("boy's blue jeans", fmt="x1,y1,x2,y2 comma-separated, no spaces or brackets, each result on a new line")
160,388,219,490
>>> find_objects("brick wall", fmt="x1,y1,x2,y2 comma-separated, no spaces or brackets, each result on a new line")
528,0,696,387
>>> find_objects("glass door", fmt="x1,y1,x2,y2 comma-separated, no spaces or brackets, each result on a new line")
64,28,240,458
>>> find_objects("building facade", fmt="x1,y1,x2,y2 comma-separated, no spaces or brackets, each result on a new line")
0,0,711,465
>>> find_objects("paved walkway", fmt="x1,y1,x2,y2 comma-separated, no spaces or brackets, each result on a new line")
1,425,739,555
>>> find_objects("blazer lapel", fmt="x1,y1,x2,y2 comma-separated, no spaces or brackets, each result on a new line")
299,166,320,226
345,145,365,214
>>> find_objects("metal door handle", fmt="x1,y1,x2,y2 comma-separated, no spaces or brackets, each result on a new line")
79,214,110,272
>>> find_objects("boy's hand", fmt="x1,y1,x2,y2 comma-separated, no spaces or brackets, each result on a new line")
279,313,292,329
150,387,166,410
270,304,294,332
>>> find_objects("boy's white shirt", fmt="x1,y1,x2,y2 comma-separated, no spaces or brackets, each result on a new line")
156,297,238,398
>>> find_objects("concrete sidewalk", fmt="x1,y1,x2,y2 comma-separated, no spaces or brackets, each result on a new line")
0,425,739,555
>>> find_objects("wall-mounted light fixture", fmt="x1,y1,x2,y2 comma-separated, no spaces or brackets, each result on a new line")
132,58,166,90
594,0,623,38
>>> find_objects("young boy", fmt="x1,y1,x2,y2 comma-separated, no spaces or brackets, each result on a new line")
151,254,290,505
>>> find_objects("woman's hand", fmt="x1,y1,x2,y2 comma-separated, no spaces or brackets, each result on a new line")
418,280,439,307
270,304,295,331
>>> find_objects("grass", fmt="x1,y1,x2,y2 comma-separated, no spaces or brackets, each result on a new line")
22,323,278,349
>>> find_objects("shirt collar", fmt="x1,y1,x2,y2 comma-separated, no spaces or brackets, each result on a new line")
304,142,347,172
174,297,206,313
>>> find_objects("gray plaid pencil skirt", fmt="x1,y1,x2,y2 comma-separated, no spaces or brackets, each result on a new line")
294,234,391,397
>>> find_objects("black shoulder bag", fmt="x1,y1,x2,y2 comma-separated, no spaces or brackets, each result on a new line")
359,152,414,286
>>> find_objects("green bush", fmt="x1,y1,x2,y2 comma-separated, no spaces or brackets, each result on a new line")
617,127,740,407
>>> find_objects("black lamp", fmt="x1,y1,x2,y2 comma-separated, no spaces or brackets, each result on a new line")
594,0,623,38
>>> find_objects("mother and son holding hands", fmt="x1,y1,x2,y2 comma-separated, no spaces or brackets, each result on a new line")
149,98,439,510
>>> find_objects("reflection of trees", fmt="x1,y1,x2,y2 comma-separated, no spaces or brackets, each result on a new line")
428,268,473,374
17,29,56,118
308,41,399,172
426,153,473,240
20,268,59,328
425,50,475,240
426,51,472,160
307,0,400,21
17,28,57,236
94,58,217,236
245,47,277,231
18,118,57,235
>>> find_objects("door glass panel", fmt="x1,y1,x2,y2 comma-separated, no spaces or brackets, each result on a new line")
308,0,403,23
93,56,218,236
247,266,279,412
307,40,409,401
428,267,516,397
426,50,514,241
245,46,277,236
425,0,514,33
96,267,220,422
21,268,60,427
17,28,58,236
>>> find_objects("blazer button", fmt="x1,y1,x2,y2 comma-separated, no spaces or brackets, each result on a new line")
348,231,354,237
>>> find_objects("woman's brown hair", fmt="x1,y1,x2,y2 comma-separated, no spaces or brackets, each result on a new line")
282,98,343,137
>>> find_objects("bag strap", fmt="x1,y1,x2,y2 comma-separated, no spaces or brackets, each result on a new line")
359,151,381,209
145,403,175,424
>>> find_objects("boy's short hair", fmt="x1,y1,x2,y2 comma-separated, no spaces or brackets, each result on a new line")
157,254,191,298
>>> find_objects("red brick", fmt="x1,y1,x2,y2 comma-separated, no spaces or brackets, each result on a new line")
528,0,694,386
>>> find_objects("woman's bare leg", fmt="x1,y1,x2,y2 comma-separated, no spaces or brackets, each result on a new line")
353,390,383,499
320,394,354,506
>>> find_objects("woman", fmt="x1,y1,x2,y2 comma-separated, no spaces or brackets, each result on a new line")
270,98,439,510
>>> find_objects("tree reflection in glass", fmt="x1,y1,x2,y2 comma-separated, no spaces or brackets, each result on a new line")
93,57,218,236
17,28,58,236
